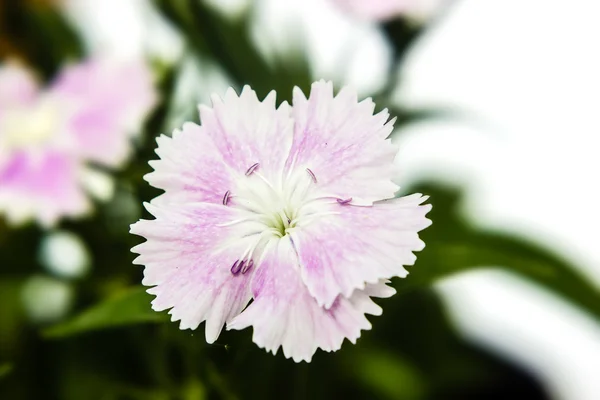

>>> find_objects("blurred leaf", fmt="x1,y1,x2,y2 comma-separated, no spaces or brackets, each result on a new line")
182,376,207,400
383,106,458,130
44,287,166,338
0,279,26,355
0,363,13,379
160,53,230,130
206,361,237,400
59,366,171,400
396,183,600,320
0,1,82,77
155,0,312,102
366,289,549,399
347,349,426,399
381,18,422,65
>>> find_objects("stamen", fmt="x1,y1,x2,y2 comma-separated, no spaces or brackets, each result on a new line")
241,259,254,274
222,190,231,206
236,169,279,211
306,168,317,184
245,162,260,176
294,211,341,227
253,171,276,191
337,197,352,205
237,260,246,273
230,260,242,275
217,216,259,228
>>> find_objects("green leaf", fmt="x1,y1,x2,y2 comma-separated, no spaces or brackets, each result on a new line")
181,376,207,400
0,363,13,379
44,287,166,338
0,1,83,78
58,365,172,400
155,0,313,102
346,349,426,399
396,183,600,320
381,18,422,64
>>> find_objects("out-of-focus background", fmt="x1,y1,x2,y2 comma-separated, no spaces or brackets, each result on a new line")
1,0,599,399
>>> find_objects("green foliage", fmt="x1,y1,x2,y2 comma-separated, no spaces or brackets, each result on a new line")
44,288,167,338
0,363,13,380
0,1,82,77
397,183,600,322
155,0,313,102
346,349,426,399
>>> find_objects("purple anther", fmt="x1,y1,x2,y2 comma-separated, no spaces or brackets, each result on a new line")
306,168,317,183
337,197,352,205
241,259,254,274
230,260,242,275
237,260,246,272
245,163,260,176
222,190,231,206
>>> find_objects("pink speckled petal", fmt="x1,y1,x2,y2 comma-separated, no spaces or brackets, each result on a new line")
286,81,399,205
227,237,390,363
52,58,157,167
144,123,236,206
130,202,261,343
129,82,433,359
0,151,89,226
198,86,293,184
290,194,431,308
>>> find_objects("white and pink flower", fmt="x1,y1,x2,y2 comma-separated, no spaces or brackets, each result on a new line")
131,81,431,362
0,58,156,226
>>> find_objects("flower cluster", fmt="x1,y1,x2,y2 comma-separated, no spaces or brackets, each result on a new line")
131,81,431,362
0,58,156,226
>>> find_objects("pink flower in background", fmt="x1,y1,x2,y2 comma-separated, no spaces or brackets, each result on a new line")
0,59,156,226
131,81,431,362
330,0,443,22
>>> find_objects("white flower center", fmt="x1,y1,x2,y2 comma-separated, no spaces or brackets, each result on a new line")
222,163,349,276
0,99,60,154
232,165,333,236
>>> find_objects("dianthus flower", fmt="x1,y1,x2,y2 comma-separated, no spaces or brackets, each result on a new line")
131,81,431,362
0,58,156,226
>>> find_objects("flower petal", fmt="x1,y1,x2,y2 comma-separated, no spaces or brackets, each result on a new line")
198,86,294,185
52,58,157,167
286,81,399,205
130,202,262,343
0,65,41,167
291,194,431,308
227,237,389,362
0,64,39,107
0,151,89,226
144,123,236,206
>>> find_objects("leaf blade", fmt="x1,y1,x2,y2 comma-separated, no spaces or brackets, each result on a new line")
395,183,600,322
44,287,165,338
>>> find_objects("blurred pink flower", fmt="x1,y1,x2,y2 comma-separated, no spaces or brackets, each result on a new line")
131,81,431,362
330,0,442,22
0,59,157,226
